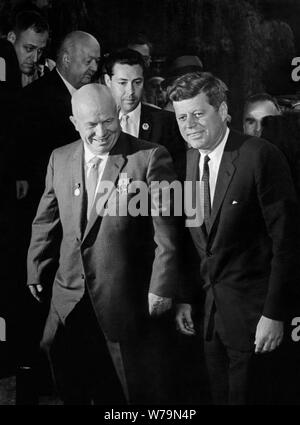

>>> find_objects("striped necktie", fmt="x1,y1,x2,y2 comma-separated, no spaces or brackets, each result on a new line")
86,156,101,220
202,155,211,234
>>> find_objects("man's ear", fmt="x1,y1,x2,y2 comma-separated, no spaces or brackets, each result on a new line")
219,101,228,122
63,53,70,68
104,73,111,87
69,115,78,131
7,31,16,44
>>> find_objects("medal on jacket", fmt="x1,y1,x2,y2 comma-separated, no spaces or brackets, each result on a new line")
117,173,131,194
142,122,149,131
74,183,81,196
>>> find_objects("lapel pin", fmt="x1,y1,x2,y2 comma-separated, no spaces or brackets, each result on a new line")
232,200,238,204
117,173,132,194
142,122,149,131
74,183,81,197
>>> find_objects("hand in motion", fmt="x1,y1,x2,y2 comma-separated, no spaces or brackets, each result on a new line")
28,284,43,302
175,303,195,336
148,292,172,316
255,315,284,353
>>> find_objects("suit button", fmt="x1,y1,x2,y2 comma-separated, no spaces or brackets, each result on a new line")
81,273,85,279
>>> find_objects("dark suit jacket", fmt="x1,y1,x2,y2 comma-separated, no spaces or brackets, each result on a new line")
183,129,299,351
139,103,186,161
17,68,78,198
27,132,179,345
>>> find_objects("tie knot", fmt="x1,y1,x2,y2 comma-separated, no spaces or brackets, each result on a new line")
89,156,101,168
204,155,210,165
121,114,129,124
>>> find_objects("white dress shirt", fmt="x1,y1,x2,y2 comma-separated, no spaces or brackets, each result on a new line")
199,127,229,207
56,68,77,96
119,102,141,138
83,142,109,203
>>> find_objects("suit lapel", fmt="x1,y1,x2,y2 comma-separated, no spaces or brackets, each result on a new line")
82,135,127,241
139,104,153,141
209,132,238,233
71,142,85,240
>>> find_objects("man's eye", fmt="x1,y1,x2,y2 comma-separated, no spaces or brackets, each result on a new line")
178,116,186,122
25,47,34,53
194,112,203,119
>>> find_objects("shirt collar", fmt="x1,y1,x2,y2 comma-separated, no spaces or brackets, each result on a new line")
56,68,77,96
119,102,141,122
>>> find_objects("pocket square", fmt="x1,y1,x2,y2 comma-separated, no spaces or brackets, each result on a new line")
232,200,238,205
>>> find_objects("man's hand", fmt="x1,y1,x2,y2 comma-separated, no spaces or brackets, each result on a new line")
254,315,284,353
148,292,172,316
16,180,29,199
175,303,195,336
28,284,43,302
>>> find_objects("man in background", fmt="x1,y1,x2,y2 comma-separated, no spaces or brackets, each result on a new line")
7,9,49,88
104,48,185,162
243,92,281,137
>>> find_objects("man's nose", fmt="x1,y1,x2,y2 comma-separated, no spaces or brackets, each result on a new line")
126,83,134,96
31,50,39,63
186,114,197,128
95,123,106,136
255,120,262,137
89,59,98,73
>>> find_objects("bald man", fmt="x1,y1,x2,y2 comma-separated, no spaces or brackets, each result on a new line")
26,84,178,404
243,93,281,138
17,30,101,203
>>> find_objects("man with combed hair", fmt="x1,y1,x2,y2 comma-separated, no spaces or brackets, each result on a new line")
26,84,178,404
243,92,281,138
170,72,299,404
104,49,186,162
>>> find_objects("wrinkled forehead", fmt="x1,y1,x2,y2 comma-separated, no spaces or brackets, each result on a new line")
112,62,144,79
18,27,48,47
74,96,117,121
73,40,100,60
244,100,278,119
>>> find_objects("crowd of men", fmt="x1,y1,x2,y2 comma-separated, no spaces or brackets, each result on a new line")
1,8,300,406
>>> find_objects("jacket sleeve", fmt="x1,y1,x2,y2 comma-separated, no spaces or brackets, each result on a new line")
27,151,62,288
255,141,300,320
146,145,180,298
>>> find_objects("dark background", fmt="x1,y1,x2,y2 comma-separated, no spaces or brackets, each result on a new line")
0,0,300,127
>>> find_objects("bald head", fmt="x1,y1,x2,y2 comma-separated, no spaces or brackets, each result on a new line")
57,31,101,88
70,84,121,155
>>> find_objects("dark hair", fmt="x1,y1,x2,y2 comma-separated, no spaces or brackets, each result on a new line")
127,33,152,54
103,48,145,77
13,10,49,35
168,71,228,110
244,93,280,113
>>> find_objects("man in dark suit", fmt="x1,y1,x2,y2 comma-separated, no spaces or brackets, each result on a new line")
104,49,185,161
26,84,178,404
17,30,101,204
170,72,300,404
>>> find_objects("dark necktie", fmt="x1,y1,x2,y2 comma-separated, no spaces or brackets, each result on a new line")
202,155,211,233
86,156,101,220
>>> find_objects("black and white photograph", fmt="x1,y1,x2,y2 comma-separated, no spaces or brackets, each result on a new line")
0,0,300,411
